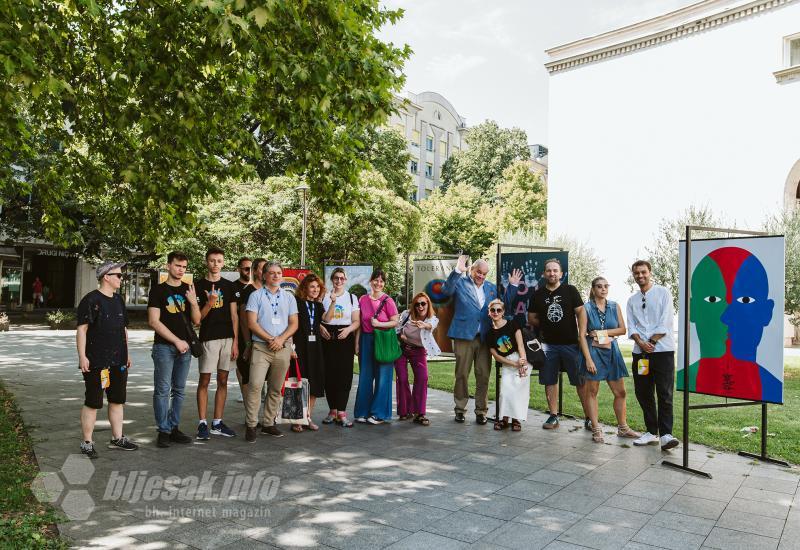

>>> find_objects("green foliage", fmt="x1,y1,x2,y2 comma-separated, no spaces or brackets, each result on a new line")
1,0,410,255
420,183,496,258
441,120,530,196
763,208,800,323
361,127,413,198
494,160,547,236
45,309,75,324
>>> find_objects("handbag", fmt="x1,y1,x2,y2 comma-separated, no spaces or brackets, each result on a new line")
372,296,402,363
279,358,309,425
179,308,203,358
522,326,545,370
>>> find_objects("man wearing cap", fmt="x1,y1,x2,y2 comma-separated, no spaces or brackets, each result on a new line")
75,261,138,459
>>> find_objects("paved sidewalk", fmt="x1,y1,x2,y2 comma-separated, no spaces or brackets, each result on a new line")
0,328,798,550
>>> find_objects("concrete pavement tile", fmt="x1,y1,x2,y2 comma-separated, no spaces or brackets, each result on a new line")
461,494,540,519
410,490,473,511
549,460,599,476
586,506,652,530
661,494,726,520
482,521,559,549
370,502,453,531
647,510,715,536
526,469,581,486
219,538,282,549
171,521,268,550
512,504,583,532
741,475,799,495
703,527,779,550
323,522,413,550
496,479,562,502
557,519,636,550
603,494,664,515
385,531,469,550
424,511,506,543
442,478,505,497
677,482,739,502
619,480,680,503
636,467,693,487
725,497,790,520
565,478,628,499
546,542,602,550
541,490,607,515
632,524,705,550
735,486,795,506
715,508,786,539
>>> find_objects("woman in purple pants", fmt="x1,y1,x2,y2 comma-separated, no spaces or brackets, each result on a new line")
394,292,441,425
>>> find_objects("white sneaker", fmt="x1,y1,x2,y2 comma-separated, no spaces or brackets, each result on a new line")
660,434,679,450
633,432,659,446
236,394,244,403
366,416,384,425
354,417,367,424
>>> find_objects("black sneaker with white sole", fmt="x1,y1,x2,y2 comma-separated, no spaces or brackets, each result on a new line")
108,436,138,451
80,441,98,459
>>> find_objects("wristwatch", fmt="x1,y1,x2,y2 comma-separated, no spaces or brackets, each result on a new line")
648,338,657,346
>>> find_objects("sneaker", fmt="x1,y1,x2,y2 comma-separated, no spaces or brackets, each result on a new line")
261,425,284,437
156,431,171,448
542,414,559,430
108,436,138,451
236,395,244,403
337,415,354,428
322,413,337,425
245,426,257,442
196,422,210,440
354,417,368,424
367,415,384,425
454,412,466,423
660,434,679,451
475,414,488,425
170,428,192,444
80,441,99,459
210,421,236,437
633,432,659,446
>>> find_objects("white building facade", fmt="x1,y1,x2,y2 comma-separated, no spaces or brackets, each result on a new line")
546,0,800,304
388,91,468,201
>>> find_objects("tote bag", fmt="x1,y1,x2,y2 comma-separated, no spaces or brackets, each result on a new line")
279,358,309,426
372,296,402,363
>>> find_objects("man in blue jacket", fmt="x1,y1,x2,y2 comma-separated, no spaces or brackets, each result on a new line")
442,255,498,424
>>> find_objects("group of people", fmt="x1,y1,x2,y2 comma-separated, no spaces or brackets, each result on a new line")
74,249,678,459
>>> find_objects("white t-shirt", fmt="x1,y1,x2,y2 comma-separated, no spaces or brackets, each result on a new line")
322,291,360,326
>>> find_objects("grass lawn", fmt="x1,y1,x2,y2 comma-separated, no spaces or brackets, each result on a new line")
388,344,800,465
0,381,67,548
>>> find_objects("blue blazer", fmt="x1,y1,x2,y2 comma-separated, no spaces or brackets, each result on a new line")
441,269,498,341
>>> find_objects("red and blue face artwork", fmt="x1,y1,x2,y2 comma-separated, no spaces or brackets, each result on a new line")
681,246,781,403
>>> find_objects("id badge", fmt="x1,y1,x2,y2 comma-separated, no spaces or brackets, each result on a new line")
638,358,650,376
100,368,110,389
595,330,609,345
308,335,316,342
271,317,281,325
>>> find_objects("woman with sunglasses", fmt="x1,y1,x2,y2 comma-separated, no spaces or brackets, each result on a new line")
487,299,531,432
394,292,440,426
577,277,640,443
320,267,361,427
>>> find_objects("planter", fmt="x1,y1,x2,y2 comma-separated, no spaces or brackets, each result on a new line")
49,321,73,330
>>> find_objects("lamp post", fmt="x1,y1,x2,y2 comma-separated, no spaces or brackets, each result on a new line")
294,183,310,267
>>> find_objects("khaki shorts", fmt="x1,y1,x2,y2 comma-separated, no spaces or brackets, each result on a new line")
199,338,235,374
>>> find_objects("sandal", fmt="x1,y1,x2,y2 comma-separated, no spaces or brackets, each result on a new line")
494,419,509,431
414,415,431,426
617,425,641,439
322,413,337,425
291,424,303,433
592,426,605,443
511,420,522,432
398,414,414,421
306,420,319,431
337,414,353,428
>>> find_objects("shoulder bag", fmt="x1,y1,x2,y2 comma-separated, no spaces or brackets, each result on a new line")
179,306,203,358
373,296,402,363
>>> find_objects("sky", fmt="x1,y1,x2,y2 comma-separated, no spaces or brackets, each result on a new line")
378,0,697,146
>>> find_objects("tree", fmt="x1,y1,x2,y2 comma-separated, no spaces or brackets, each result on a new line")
763,208,800,324
441,120,530,196
494,160,547,236
1,0,410,254
361,127,413,198
420,183,496,258
633,205,729,309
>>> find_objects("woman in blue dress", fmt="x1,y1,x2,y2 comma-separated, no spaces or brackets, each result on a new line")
578,277,641,443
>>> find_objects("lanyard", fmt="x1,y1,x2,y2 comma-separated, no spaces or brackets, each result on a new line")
306,301,315,334
267,289,280,317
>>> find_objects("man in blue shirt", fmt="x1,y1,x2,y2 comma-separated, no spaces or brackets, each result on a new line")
244,261,298,442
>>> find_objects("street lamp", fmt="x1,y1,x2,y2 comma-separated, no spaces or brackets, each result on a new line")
294,183,310,267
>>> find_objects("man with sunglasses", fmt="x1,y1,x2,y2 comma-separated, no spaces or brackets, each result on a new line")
76,261,138,458
626,260,678,450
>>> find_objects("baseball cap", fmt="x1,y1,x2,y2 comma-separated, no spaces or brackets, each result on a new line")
96,261,127,279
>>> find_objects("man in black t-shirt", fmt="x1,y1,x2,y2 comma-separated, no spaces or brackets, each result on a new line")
76,261,138,459
193,247,239,440
147,251,201,448
232,257,252,402
526,258,589,430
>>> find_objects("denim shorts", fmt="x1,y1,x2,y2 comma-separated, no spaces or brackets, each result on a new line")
539,343,583,386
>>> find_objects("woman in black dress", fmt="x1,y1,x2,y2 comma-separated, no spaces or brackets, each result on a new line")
293,273,326,432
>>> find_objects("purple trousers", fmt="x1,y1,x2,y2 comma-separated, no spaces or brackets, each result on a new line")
394,344,428,416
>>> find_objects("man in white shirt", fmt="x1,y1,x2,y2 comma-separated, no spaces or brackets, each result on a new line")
626,260,679,451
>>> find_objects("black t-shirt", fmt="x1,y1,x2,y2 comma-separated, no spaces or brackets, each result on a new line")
196,277,235,342
528,284,582,345
147,282,192,345
488,319,520,358
77,290,128,369
233,279,251,306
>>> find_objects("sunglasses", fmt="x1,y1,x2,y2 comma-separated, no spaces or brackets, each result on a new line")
414,302,428,307
106,273,124,279
489,307,504,314
333,276,346,281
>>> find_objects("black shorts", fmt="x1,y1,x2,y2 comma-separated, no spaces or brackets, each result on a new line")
83,365,128,409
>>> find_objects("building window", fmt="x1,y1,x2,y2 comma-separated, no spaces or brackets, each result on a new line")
791,36,800,67
425,136,434,152
410,160,418,174
425,163,433,179
411,130,420,147
440,140,447,156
